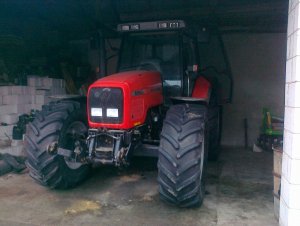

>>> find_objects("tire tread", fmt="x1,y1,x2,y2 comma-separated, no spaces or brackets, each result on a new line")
24,100,89,189
158,104,207,207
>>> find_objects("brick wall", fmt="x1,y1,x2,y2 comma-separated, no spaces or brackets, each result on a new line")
280,0,300,225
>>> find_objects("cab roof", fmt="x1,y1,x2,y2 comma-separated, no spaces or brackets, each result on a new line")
117,20,185,32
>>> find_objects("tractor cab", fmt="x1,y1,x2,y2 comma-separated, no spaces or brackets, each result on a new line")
117,20,198,104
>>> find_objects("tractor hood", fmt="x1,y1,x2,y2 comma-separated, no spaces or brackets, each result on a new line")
87,70,163,129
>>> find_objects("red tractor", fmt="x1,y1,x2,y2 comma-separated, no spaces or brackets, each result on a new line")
24,20,232,207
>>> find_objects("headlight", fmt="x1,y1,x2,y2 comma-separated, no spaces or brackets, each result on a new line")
107,108,118,117
158,22,168,29
130,24,140,30
91,108,102,117
121,25,130,31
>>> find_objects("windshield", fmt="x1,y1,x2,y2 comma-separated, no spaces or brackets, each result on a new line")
119,32,182,95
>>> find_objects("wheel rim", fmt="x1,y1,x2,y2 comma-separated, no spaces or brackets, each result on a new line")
65,121,87,137
63,121,88,170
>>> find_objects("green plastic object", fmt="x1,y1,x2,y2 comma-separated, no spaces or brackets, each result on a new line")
261,108,283,136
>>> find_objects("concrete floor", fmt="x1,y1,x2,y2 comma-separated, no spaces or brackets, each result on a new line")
0,147,278,226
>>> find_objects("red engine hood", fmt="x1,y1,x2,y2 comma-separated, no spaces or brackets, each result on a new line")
88,70,163,129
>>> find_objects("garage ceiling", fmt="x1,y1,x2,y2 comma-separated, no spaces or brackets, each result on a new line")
0,0,288,39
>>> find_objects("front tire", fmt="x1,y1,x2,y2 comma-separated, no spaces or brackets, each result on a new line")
158,104,208,207
24,100,90,189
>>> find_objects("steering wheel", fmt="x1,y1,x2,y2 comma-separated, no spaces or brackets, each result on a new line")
137,58,162,72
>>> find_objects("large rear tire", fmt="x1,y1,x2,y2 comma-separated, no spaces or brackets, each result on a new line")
24,100,90,189
158,104,208,207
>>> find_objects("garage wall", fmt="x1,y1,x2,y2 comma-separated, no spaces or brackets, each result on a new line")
221,33,287,147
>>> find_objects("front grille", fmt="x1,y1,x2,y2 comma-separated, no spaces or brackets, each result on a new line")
89,87,123,124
